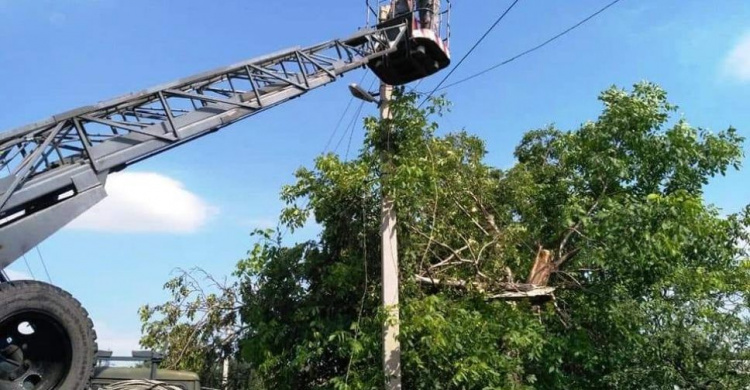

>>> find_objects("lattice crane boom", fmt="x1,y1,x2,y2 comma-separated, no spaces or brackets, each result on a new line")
0,2,456,385
0,24,407,272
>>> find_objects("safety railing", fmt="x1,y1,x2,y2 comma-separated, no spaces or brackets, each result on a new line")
366,0,451,47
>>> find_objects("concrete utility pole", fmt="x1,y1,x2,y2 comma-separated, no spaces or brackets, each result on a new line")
378,6,402,390
222,356,230,389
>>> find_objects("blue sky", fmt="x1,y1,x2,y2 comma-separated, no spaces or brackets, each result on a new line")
1,0,749,354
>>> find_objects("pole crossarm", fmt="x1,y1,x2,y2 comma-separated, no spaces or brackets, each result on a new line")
0,24,407,270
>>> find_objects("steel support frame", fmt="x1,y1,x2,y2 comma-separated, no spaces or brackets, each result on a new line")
0,24,407,270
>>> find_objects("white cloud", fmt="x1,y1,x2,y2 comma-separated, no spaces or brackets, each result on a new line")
723,32,750,82
69,172,217,233
4,269,32,280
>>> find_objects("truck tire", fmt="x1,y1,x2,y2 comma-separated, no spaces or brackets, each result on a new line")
0,280,97,390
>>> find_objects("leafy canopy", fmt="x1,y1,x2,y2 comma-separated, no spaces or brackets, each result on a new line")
141,82,749,389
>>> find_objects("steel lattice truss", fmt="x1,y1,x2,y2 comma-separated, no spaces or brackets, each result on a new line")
0,24,407,270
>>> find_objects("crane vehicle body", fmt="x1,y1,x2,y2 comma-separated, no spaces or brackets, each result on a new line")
90,351,201,390
0,2,451,388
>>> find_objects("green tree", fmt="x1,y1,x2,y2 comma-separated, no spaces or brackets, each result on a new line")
141,82,749,389
139,267,251,388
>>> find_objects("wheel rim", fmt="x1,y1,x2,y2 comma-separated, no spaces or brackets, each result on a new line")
0,312,72,390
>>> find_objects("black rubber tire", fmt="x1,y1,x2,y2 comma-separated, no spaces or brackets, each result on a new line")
0,281,97,390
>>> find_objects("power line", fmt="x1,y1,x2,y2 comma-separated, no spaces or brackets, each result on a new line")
344,103,363,161
22,254,36,280
323,95,356,154
435,0,624,92
36,245,53,283
345,191,371,385
333,76,377,157
408,78,424,94
322,71,369,154
419,0,522,106
334,100,365,155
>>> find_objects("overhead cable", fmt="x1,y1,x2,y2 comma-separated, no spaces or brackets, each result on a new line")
436,0,624,92
343,77,378,160
22,255,36,280
323,71,370,154
419,0,522,106
36,245,53,283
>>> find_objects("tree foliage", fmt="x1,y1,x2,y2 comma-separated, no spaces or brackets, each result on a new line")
141,82,749,389
139,268,257,388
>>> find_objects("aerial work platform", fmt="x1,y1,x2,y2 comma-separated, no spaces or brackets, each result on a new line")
366,0,452,85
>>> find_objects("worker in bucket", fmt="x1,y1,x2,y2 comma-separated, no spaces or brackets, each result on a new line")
418,0,441,31
393,0,440,32
393,0,413,18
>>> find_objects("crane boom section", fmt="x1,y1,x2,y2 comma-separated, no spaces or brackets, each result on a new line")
0,25,407,270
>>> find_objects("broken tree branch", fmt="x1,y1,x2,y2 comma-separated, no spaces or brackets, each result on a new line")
527,247,554,286
487,287,556,301
413,275,556,301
